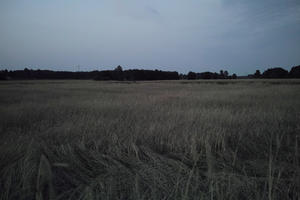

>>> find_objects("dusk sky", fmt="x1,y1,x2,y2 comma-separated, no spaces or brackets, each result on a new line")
0,0,300,75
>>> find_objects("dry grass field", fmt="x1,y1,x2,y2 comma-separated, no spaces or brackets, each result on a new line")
0,79,300,200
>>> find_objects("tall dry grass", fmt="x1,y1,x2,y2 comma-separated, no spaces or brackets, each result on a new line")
0,79,299,199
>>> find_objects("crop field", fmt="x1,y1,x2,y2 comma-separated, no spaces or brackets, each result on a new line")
0,79,300,200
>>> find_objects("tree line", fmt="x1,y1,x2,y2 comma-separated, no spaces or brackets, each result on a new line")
185,70,237,80
247,66,300,79
0,65,299,80
94,66,179,81
0,68,99,80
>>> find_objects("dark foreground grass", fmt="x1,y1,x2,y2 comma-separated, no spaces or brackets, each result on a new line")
0,79,300,200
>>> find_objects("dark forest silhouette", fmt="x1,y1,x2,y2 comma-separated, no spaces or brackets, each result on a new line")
0,65,299,80
94,66,179,81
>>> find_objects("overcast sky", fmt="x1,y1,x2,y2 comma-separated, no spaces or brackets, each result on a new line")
0,0,300,75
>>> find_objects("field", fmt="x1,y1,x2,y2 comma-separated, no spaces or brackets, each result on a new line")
0,79,300,200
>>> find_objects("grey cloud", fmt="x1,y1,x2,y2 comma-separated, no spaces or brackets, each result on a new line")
145,6,160,15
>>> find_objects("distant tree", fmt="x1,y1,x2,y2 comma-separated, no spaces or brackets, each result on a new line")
224,70,229,78
219,70,228,79
114,65,123,72
232,73,237,79
179,73,186,79
113,65,124,80
23,68,32,79
198,72,213,79
220,70,224,76
187,71,197,80
262,67,288,78
289,65,300,78
254,70,261,78
0,70,8,80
